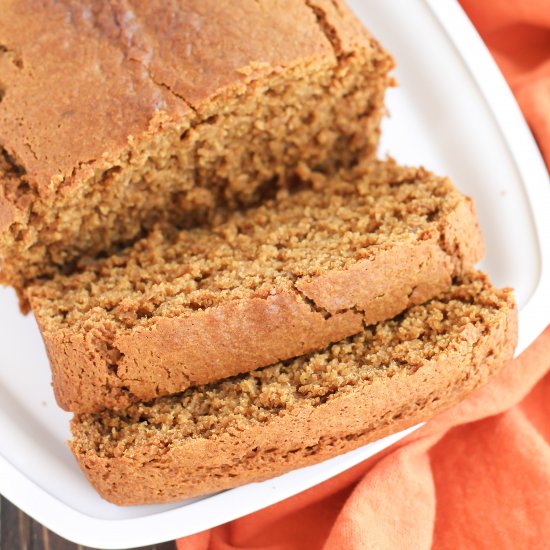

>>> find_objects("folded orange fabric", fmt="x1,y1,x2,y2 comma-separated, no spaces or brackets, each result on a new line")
178,2,550,548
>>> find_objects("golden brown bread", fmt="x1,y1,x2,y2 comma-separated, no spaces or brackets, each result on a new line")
28,161,484,413
70,272,517,506
0,0,394,298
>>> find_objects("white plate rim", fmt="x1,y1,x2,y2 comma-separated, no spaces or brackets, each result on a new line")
425,0,550,355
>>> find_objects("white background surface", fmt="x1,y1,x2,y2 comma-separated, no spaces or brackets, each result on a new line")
0,0,548,547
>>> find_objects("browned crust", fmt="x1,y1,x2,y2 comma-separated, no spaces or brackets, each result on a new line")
39,193,484,414
70,292,517,506
296,197,485,317
45,293,364,412
306,0,379,54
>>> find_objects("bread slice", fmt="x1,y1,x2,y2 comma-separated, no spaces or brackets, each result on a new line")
70,272,517,505
0,0,394,297
28,161,484,413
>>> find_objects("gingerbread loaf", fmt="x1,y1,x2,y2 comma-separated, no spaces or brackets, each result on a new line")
28,161,484,413
70,272,517,505
0,0,394,298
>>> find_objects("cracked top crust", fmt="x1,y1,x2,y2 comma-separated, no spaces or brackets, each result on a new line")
0,0,364,198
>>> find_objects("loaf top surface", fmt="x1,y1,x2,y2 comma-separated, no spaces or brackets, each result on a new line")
0,0,371,199
72,271,516,460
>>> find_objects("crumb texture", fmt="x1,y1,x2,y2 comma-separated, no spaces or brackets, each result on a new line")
28,160,484,414
69,272,517,505
72,272,514,458
30,162,465,332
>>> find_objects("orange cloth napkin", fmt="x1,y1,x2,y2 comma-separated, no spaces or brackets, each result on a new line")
178,1,550,548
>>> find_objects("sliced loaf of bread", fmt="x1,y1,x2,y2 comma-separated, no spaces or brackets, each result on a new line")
71,271,517,505
29,161,484,413
0,0,394,297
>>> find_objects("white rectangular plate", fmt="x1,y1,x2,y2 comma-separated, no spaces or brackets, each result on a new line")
0,1,548,547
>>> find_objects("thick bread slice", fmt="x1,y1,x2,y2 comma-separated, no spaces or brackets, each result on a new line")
0,0,394,297
70,272,517,505
28,161,484,413
31,161,484,413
